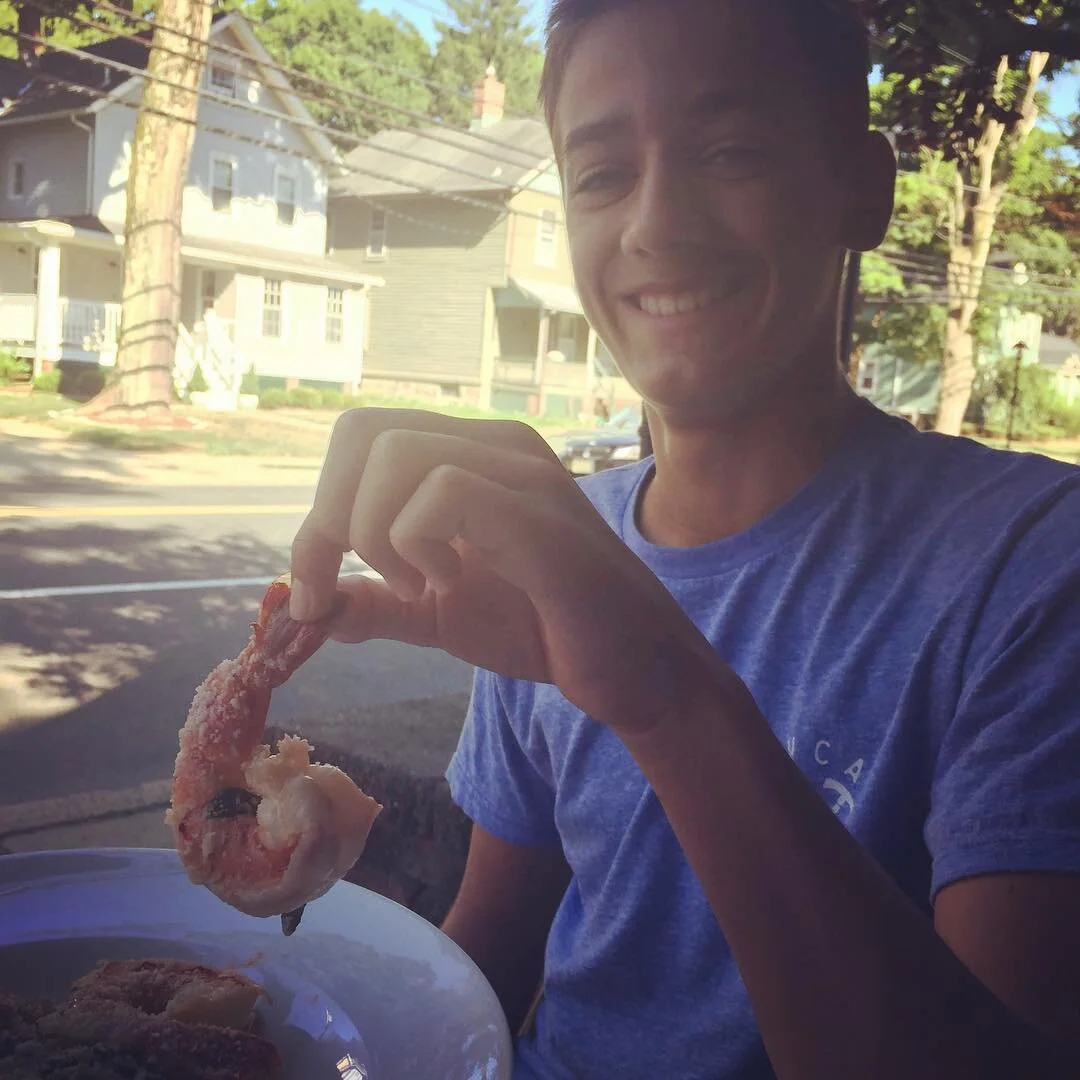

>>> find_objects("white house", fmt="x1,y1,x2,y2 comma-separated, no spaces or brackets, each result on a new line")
0,12,382,398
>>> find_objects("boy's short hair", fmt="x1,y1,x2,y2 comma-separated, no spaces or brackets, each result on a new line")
540,0,871,153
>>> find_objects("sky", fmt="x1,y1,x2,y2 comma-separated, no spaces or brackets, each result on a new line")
368,0,1079,124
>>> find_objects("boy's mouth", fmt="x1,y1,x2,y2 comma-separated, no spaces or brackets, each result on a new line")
626,276,747,318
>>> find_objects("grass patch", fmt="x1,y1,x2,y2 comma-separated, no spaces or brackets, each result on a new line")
0,391,79,420
65,427,197,453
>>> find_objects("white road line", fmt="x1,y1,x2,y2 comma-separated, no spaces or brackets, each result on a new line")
0,504,310,519
0,569,381,601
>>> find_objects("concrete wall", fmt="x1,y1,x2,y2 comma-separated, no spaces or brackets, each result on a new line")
0,118,89,220
330,194,508,386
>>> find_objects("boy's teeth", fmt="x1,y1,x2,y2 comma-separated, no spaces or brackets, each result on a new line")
639,289,715,316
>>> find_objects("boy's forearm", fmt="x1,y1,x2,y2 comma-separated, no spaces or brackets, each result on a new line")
620,671,1080,1080
441,902,544,1035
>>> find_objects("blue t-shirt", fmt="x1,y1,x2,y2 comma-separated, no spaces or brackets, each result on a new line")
446,402,1080,1080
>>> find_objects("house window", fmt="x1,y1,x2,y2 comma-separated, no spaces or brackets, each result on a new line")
211,156,234,213
860,357,878,393
262,278,283,338
326,287,344,344
275,170,297,226
210,64,237,98
535,209,557,268
367,208,387,257
8,160,25,198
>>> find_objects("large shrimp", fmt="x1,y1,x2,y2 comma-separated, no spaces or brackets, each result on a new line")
166,575,381,934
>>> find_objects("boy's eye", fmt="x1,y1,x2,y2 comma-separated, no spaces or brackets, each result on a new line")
571,166,631,196
701,144,769,176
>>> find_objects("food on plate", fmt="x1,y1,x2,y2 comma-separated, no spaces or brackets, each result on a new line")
166,575,382,935
0,958,281,1080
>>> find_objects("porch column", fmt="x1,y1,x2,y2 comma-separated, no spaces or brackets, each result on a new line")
534,307,551,387
585,324,599,400
478,287,497,410
33,243,62,377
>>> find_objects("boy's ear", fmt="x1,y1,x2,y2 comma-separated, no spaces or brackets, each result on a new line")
839,130,897,252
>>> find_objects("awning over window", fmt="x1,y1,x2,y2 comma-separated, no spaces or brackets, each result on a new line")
501,276,584,316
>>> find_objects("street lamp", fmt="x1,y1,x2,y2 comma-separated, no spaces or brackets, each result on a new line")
1005,339,1027,450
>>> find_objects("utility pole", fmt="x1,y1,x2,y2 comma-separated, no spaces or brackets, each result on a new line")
840,250,862,377
1005,340,1027,449
85,0,214,413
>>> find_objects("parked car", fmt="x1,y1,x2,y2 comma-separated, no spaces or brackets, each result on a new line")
556,405,644,475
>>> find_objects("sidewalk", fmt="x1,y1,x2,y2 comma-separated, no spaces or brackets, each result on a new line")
1,417,325,491
0,695,473,924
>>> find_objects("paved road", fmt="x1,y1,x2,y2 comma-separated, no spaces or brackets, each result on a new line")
0,437,474,809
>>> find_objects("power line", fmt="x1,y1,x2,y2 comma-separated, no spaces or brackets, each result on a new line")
3,27,564,219
10,62,552,239
23,0,545,168
89,0,540,123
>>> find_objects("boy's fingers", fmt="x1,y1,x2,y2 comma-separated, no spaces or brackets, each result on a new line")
328,574,440,647
350,429,566,599
291,409,556,615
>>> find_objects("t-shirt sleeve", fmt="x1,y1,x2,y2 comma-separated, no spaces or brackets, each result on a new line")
926,543,1080,901
446,667,561,849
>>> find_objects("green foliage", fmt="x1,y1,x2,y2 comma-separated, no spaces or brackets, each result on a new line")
257,387,289,408
430,0,543,126
969,355,1080,438
288,386,322,408
0,1,156,61
258,385,349,409
241,0,433,139
0,351,30,384
31,370,61,393
187,364,209,394
864,2,1080,161
240,364,260,395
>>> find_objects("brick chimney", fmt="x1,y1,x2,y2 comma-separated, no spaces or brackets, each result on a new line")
471,64,505,129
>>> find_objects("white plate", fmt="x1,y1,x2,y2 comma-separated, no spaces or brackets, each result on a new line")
0,848,511,1080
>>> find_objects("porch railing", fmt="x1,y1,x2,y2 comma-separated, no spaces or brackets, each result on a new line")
59,298,122,350
494,356,538,386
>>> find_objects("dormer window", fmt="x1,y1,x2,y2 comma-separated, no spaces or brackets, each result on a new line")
8,160,25,198
210,64,237,98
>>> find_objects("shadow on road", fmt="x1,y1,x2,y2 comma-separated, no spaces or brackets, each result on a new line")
0,523,472,806
1,433,145,503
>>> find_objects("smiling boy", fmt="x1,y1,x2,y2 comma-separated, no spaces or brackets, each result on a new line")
289,1,1080,1077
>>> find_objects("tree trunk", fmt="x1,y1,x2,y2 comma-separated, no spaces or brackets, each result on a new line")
934,51,1049,435
85,0,213,414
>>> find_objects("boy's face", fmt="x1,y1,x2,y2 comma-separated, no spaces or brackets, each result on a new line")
553,0,875,421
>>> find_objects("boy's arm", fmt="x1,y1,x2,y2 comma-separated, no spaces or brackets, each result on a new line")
621,677,1080,1080
441,824,571,1035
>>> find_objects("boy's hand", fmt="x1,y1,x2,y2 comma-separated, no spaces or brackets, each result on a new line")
290,409,723,735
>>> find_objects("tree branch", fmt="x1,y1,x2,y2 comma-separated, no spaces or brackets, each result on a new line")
979,21,1080,64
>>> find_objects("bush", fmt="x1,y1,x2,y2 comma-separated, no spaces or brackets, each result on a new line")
288,386,322,409
319,388,346,410
31,370,61,393
240,365,260,396
969,358,1061,440
1046,398,1080,437
187,364,209,394
58,361,106,402
0,351,30,385
258,388,289,409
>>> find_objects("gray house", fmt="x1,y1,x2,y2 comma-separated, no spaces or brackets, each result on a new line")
328,69,636,419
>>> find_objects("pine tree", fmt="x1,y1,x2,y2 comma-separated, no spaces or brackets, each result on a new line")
429,0,542,127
